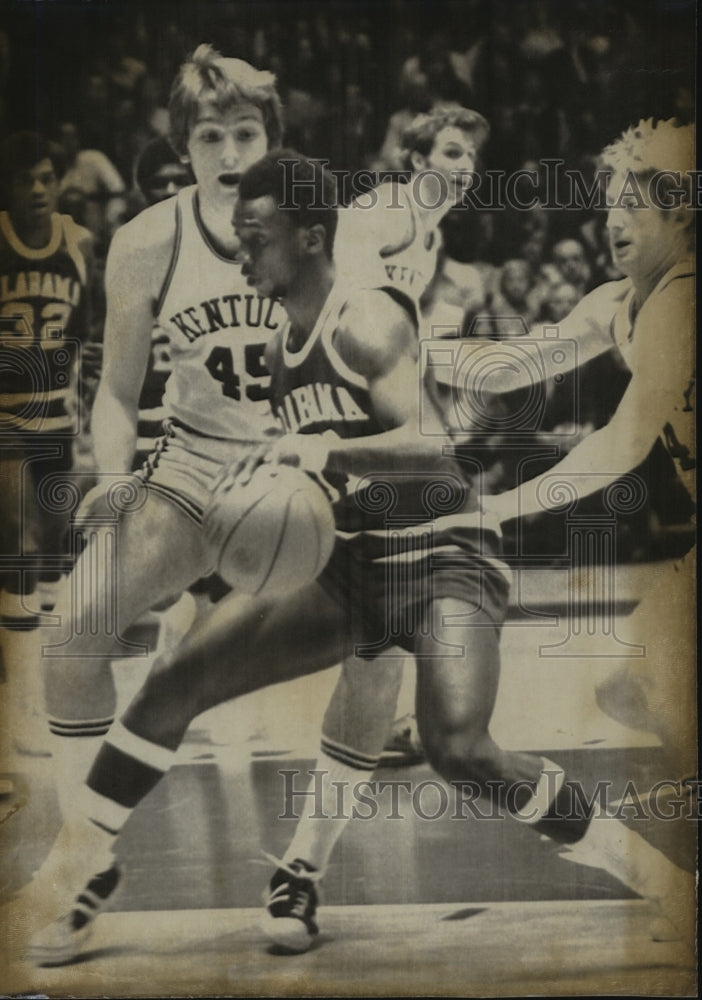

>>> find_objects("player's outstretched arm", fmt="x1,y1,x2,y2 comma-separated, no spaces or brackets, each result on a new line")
90,203,175,475
489,283,691,522
438,280,629,394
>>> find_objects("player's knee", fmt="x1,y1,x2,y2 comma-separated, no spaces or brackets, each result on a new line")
42,657,116,724
126,656,201,744
423,728,496,786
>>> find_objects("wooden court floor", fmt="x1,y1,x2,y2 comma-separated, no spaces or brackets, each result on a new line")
0,566,698,997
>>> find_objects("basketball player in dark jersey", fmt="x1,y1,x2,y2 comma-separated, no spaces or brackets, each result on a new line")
273,108,491,927
0,132,94,622
28,153,592,966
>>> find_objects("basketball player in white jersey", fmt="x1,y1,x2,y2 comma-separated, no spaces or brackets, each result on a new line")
266,109,491,939
34,45,285,915
28,153,594,965
485,118,696,945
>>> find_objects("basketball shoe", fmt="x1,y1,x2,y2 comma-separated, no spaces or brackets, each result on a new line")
559,804,696,947
260,856,321,953
29,864,122,966
23,817,120,967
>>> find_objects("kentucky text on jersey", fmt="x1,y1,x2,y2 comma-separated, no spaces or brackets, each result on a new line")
156,186,283,441
168,293,279,343
277,381,370,433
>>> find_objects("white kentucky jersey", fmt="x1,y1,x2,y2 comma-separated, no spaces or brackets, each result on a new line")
611,256,695,497
156,186,286,441
334,181,440,314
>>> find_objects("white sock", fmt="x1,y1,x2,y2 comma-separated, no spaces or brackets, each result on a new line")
49,733,109,823
282,751,377,873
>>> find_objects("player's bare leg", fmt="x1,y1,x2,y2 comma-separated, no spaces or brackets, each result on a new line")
414,597,547,803
28,580,354,965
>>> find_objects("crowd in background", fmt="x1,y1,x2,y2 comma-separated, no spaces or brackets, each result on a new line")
0,0,695,564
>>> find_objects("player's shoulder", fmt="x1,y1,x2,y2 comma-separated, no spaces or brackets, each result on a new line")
654,257,695,299
108,194,180,265
339,285,414,332
639,258,695,329
582,276,632,310
59,214,93,253
335,287,416,374
349,177,409,206
341,181,412,234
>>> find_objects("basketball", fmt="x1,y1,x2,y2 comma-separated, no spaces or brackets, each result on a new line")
203,463,336,598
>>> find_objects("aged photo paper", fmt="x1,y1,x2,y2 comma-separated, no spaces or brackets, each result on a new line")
0,0,697,997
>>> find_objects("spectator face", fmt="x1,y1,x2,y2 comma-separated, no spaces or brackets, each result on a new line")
146,163,192,204
185,101,268,209
520,232,546,269
10,158,59,228
605,171,688,283
59,123,80,161
552,239,587,285
501,261,531,303
545,282,579,322
414,126,478,206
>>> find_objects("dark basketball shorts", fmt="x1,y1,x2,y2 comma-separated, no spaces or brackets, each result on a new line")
317,512,511,657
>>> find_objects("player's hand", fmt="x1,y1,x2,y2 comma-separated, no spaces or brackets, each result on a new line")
480,492,510,530
267,431,340,474
213,443,272,493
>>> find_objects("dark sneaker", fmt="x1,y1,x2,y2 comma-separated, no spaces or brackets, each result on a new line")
29,865,121,967
260,857,320,953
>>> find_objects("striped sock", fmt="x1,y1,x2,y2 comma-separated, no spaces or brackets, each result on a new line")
83,721,178,834
48,714,114,824
282,742,380,874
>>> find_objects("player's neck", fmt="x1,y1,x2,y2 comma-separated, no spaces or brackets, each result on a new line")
415,199,452,234
282,264,335,335
630,246,684,307
196,194,240,257
411,177,455,233
8,210,54,249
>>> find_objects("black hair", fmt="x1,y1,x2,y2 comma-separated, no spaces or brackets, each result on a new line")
134,136,193,200
0,132,63,196
238,149,339,255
